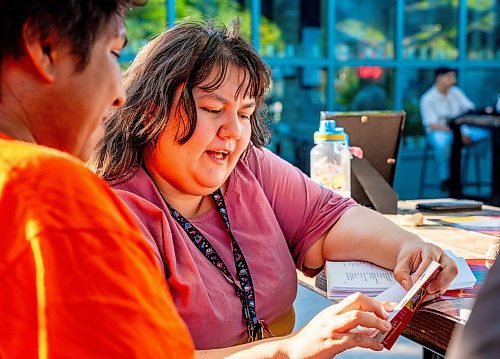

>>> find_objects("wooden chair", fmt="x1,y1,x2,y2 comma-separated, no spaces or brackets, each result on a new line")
320,111,406,214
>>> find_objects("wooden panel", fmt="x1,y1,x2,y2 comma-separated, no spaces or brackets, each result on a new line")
321,111,405,208
321,111,405,186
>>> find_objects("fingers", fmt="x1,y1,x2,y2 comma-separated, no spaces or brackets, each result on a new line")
411,246,458,294
333,292,390,320
394,243,459,294
393,253,419,290
422,292,441,303
331,331,385,353
411,253,435,286
332,309,392,333
349,327,378,335
296,294,394,357
427,254,458,294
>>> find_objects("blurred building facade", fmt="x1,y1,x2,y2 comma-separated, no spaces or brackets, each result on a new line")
124,0,499,139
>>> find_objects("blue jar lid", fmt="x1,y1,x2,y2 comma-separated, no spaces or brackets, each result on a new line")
314,120,345,143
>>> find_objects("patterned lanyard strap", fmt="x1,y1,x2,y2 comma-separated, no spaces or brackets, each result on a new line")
166,188,271,342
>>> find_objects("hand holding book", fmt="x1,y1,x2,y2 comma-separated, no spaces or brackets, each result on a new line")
393,240,457,293
325,250,474,350
326,250,476,300
372,260,442,349
285,292,396,357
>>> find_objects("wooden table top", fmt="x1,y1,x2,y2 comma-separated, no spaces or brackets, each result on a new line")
297,199,500,356
453,113,500,127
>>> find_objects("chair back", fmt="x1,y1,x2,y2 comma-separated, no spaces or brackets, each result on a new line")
321,111,406,209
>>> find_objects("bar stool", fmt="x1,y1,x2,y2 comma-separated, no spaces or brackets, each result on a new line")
419,139,486,197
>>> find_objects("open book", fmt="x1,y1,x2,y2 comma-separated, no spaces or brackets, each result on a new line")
325,250,476,300
325,261,395,299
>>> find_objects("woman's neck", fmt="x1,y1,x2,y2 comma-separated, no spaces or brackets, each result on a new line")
145,165,227,219
165,191,213,219
436,83,449,95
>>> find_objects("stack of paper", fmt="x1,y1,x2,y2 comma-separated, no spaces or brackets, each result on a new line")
445,250,477,290
325,250,476,300
325,261,395,299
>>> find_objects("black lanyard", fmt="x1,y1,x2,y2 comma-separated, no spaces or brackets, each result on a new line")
166,189,271,342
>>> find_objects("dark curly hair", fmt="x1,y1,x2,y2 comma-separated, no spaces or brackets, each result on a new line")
89,18,272,183
0,0,146,71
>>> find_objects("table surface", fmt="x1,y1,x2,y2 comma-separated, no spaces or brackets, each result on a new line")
453,114,500,127
297,198,500,356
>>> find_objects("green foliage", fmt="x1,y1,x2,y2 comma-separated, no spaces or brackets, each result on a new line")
336,19,387,45
403,100,424,136
125,0,166,54
335,68,360,107
260,17,284,54
124,0,284,54
468,0,495,11
175,0,250,39
175,0,284,50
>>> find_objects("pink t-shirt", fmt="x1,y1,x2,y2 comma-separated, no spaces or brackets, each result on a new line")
114,147,356,349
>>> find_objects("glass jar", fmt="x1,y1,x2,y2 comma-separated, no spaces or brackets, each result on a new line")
310,120,351,197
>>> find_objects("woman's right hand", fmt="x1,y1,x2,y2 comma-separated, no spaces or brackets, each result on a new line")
200,293,395,359
283,292,395,359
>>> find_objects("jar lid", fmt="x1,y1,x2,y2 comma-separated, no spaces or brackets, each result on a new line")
314,120,346,143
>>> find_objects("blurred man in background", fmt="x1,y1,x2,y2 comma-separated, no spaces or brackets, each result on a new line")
420,67,489,190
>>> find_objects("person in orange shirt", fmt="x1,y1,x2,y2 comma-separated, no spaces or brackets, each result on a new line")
0,1,194,357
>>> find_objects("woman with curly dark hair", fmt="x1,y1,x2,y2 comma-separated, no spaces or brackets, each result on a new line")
90,18,457,358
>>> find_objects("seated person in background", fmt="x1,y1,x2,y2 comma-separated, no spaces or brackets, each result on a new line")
89,19,457,358
0,1,194,357
447,257,500,359
419,67,489,190
350,68,388,111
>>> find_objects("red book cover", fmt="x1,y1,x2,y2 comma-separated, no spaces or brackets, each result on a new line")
374,261,442,350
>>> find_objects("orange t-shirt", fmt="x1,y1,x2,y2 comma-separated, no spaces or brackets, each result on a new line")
0,134,194,358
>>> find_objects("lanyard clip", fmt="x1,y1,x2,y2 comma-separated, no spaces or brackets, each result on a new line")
247,320,272,342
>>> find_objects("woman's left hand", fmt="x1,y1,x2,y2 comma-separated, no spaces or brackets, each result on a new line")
393,241,458,295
